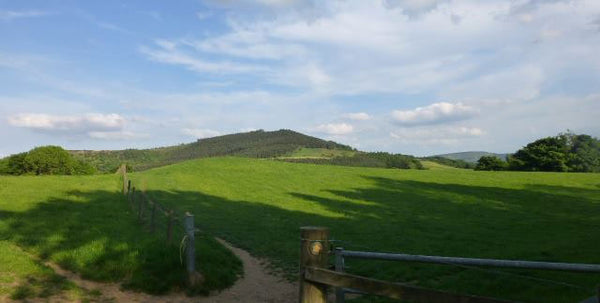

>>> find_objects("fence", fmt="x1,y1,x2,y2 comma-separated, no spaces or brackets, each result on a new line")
120,165,202,286
299,226,600,303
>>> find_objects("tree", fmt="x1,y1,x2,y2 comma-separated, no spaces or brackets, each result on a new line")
7,152,28,175
24,146,76,175
475,156,507,171
507,132,600,172
0,146,96,175
562,133,600,172
508,136,569,171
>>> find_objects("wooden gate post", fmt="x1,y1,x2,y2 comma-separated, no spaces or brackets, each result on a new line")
299,226,329,303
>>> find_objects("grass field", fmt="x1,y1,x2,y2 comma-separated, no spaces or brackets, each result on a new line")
0,174,242,300
281,147,357,159
128,157,600,302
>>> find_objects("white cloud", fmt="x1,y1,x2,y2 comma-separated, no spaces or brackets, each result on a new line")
343,112,371,120
140,43,266,74
196,11,213,20
182,128,221,139
240,127,259,132
390,126,484,145
145,0,599,98
383,0,447,16
8,113,125,132
88,131,148,140
0,10,50,22
314,123,354,135
443,66,544,101
392,102,477,126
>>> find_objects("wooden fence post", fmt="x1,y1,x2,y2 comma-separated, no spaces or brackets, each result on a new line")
166,210,174,244
130,187,136,210
335,247,346,303
299,226,329,303
150,202,156,233
138,193,144,221
184,212,201,286
121,164,127,195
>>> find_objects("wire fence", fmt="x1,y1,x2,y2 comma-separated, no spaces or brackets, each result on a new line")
120,165,202,286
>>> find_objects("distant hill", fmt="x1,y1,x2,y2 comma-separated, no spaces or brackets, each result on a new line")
71,129,353,172
434,151,509,164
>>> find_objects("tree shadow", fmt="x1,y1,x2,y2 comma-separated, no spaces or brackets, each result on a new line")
134,178,599,302
305,176,600,302
5,175,598,302
1,188,242,300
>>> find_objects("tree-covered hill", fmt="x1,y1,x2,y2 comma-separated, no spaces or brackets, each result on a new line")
71,129,354,172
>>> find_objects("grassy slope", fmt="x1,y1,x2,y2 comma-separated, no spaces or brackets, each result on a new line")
0,174,241,300
131,157,600,302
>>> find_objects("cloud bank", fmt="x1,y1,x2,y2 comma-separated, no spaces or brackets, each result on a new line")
392,102,477,126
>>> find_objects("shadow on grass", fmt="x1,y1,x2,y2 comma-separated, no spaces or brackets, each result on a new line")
1,189,242,300
139,176,599,303
3,176,599,302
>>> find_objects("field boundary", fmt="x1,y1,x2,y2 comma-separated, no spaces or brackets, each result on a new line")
120,164,203,287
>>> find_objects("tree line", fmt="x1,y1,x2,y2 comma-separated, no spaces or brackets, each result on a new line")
475,132,600,172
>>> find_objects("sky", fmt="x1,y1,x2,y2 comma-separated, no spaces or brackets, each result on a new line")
1,0,599,157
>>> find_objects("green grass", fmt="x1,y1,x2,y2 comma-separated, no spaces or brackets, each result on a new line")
283,147,356,159
420,160,459,170
0,240,94,301
0,174,241,300
129,157,600,302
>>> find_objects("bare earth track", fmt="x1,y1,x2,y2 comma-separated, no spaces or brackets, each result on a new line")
4,238,296,303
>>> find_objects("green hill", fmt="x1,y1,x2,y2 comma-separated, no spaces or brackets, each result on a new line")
434,151,509,164
71,129,353,172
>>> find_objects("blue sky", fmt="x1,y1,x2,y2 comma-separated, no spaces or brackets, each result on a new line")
1,0,599,157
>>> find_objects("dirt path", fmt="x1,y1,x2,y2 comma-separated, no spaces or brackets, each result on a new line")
11,239,297,303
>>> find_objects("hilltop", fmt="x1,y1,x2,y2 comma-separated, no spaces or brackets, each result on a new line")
71,129,353,172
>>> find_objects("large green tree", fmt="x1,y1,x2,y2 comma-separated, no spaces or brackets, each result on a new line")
1,146,96,175
508,132,600,172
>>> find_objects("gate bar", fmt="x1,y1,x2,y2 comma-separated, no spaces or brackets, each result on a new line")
341,250,600,273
